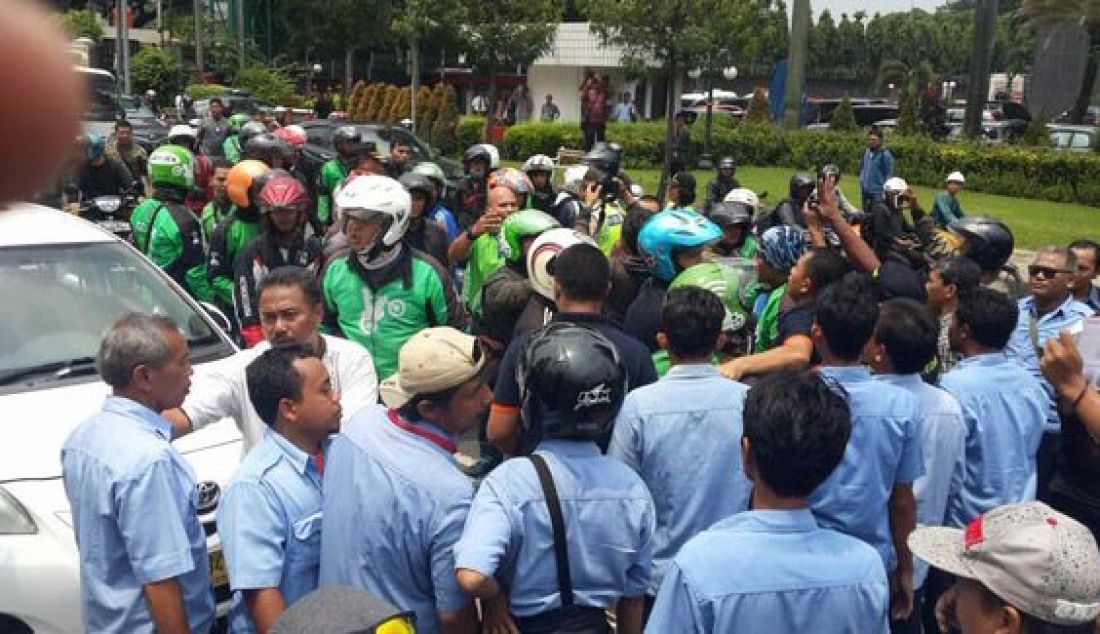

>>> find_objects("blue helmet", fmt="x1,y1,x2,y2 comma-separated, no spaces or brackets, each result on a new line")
637,209,722,282
84,132,106,160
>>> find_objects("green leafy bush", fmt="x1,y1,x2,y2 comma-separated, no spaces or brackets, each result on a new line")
131,47,185,104
57,9,103,43
829,95,858,132
497,120,1100,206
186,84,230,100
236,65,295,104
458,117,487,152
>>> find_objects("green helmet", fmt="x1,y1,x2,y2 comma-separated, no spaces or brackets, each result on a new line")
498,208,560,263
669,262,750,333
148,145,196,189
228,113,252,134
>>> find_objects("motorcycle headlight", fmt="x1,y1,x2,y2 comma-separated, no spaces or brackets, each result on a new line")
0,486,37,535
95,196,122,213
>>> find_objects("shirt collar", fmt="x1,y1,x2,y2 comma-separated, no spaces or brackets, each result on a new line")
665,363,721,380
537,439,602,458
818,365,872,383
715,508,819,533
553,311,615,327
873,372,924,388
1023,294,1091,321
103,395,173,440
265,429,316,476
955,351,1007,368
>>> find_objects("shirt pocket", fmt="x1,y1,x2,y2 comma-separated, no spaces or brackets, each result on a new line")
286,511,323,571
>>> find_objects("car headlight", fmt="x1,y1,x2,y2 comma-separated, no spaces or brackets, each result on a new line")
0,486,37,534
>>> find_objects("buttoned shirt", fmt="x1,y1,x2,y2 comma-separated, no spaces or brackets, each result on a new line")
645,509,889,634
218,430,324,633
1005,295,1092,429
941,353,1049,527
454,440,655,618
183,334,377,451
61,396,214,633
809,366,924,572
608,364,751,594
319,406,472,634
874,373,966,589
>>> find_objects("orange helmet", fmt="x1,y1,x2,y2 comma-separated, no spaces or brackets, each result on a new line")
227,159,270,208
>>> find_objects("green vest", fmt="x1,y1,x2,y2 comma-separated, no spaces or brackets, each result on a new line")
754,284,787,353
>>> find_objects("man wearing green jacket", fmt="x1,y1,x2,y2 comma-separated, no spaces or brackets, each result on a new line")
932,171,966,228
316,125,362,227
130,145,213,302
220,113,254,165
200,159,235,240
322,174,462,380
207,159,268,312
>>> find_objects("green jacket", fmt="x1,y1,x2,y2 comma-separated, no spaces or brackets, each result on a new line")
223,135,242,165
201,199,236,241
754,283,786,353
463,233,505,318
932,192,964,227
131,197,212,301
317,159,350,226
206,213,262,309
322,250,457,380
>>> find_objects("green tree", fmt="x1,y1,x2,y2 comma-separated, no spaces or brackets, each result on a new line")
744,86,773,123
379,84,400,123
431,84,459,153
895,91,920,135
131,47,185,105
392,0,466,128
57,9,104,43
237,65,296,103
1019,109,1052,146
877,58,936,96
829,94,858,131
809,10,840,79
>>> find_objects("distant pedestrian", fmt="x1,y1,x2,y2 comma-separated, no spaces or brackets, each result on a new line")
314,88,334,120
540,94,561,121
612,92,638,123
580,72,609,150
859,127,895,212
932,171,966,228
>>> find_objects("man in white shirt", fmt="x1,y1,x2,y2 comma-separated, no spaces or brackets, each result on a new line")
166,266,377,450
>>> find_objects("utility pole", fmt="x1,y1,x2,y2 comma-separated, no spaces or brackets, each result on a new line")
193,0,204,79
410,33,420,129
120,0,131,95
964,0,999,138
784,0,810,129
236,0,245,74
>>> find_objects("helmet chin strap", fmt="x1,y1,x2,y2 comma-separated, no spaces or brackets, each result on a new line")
357,240,403,270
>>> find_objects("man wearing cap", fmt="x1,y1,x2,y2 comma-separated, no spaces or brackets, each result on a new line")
932,172,966,228
319,327,491,634
910,501,1100,634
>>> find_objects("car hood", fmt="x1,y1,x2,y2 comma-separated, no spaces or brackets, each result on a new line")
0,377,241,482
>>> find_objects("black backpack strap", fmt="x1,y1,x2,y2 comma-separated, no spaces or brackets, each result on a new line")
528,453,574,608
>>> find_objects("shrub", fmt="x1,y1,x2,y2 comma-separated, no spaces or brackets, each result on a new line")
458,116,486,152
431,85,460,155
131,46,185,105
57,9,103,43
186,83,230,100
379,85,400,124
895,92,919,136
1020,111,1051,148
347,81,367,121
414,85,432,130
391,86,412,123
829,95,858,132
236,65,295,104
745,87,773,124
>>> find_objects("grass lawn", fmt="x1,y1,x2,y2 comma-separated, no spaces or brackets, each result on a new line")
621,165,1100,251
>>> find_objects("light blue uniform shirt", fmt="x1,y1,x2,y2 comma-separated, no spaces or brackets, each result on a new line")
454,440,655,617
646,509,889,634
319,405,472,634
809,366,924,572
218,430,324,633
941,352,1049,527
61,396,214,634
874,373,966,589
1004,295,1092,430
608,364,751,595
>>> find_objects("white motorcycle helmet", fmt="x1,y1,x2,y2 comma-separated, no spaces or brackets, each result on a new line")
884,176,908,208
723,188,761,214
522,154,555,175
561,165,589,197
335,174,411,264
479,143,501,170
527,228,598,300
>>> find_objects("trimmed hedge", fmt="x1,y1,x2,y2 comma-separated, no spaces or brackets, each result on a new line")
496,120,1100,207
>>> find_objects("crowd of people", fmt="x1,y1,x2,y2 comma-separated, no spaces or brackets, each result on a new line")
56,106,1100,634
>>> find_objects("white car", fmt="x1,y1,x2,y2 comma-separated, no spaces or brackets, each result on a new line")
0,203,242,633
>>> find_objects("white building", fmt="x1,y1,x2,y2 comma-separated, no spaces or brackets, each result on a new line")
526,23,667,122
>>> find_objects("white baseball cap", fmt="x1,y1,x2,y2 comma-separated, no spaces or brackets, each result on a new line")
946,171,966,184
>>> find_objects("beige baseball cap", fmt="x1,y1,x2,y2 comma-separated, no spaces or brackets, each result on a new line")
909,501,1100,626
379,327,486,410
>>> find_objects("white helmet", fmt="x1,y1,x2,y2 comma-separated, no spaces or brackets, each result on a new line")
168,124,197,141
562,165,589,196
335,174,411,257
723,188,760,213
412,161,446,187
884,177,908,194
479,143,501,169
527,228,598,300
946,171,965,184
522,154,555,175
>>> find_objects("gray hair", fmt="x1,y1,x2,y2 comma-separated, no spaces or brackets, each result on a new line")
1037,245,1077,270
96,313,180,388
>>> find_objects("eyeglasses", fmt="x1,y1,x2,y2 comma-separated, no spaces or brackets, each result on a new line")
1028,265,1072,279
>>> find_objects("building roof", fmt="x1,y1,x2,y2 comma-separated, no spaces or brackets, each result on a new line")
532,22,659,69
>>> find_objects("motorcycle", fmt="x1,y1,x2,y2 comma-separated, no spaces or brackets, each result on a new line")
78,193,136,240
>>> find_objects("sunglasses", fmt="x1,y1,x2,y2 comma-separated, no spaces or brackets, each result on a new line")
1028,265,1072,279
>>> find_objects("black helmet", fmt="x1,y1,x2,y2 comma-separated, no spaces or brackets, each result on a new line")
950,216,1014,273
718,156,736,170
398,172,436,207
789,172,815,199
583,141,621,171
244,132,290,168
333,125,361,146
463,144,492,165
708,201,753,228
238,121,267,148
820,164,841,183
517,323,627,455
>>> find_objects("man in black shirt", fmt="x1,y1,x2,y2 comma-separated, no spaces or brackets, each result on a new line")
74,132,136,204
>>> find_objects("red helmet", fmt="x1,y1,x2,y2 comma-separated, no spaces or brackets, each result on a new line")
275,125,307,148
258,175,310,213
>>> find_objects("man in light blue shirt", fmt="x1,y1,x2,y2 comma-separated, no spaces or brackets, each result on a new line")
859,127,894,211
808,276,923,624
868,299,966,621
61,313,214,633
942,287,1049,528
218,345,342,632
456,324,655,634
320,328,490,634
647,370,889,633
609,287,751,598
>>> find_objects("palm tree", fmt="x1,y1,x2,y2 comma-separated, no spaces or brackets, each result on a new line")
1021,0,1100,123
876,58,936,96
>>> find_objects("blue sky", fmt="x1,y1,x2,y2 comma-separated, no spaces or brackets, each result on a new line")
817,0,944,18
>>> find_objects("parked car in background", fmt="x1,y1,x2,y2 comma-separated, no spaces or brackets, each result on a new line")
0,204,242,633
194,90,311,122
1048,124,1098,152
947,119,1029,144
1055,106,1100,126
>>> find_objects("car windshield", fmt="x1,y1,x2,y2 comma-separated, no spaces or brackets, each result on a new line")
80,70,122,122
0,242,233,391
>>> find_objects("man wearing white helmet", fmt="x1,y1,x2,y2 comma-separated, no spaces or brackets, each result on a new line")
322,174,462,380
521,154,557,215
932,171,967,228
551,164,590,229
864,176,921,261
